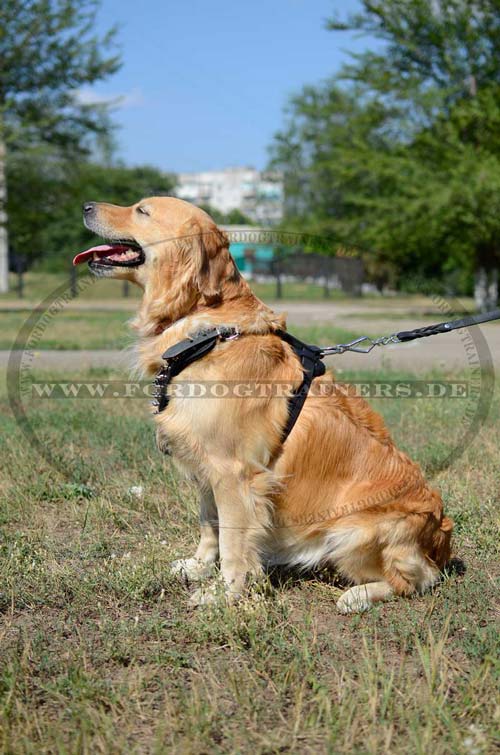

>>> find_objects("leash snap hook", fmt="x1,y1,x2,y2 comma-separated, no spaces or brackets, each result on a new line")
218,326,240,341
372,333,401,348
345,336,376,353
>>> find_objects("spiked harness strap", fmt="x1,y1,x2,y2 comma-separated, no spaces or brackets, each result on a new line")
152,326,326,445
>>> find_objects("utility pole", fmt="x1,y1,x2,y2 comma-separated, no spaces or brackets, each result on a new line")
0,137,8,293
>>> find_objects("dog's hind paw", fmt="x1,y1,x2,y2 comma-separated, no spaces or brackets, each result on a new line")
169,558,216,583
336,581,395,614
336,585,373,614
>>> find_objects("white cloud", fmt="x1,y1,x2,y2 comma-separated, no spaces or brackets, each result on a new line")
73,86,144,109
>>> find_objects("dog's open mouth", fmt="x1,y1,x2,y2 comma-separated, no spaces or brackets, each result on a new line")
73,242,145,268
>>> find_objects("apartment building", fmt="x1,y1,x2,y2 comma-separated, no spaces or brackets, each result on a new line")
175,166,283,225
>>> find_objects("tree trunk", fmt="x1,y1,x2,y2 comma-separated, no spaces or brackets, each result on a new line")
0,137,8,293
474,266,498,312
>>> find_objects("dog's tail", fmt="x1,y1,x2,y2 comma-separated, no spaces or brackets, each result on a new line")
432,516,454,569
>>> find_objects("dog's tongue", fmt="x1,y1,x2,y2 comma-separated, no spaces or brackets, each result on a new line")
73,244,131,266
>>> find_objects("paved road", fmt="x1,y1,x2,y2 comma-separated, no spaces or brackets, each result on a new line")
2,300,498,373
0,297,478,315
2,329,497,374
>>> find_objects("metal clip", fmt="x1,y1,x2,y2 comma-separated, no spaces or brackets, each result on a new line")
321,332,401,357
342,336,376,353
218,326,240,341
372,334,401,347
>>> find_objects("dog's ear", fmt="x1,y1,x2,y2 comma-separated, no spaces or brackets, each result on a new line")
179,220,231,304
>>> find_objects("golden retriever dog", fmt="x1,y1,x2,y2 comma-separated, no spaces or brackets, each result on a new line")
74,196,453,612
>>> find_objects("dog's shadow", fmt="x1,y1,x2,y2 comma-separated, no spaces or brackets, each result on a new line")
264,557,466,594
265,563,349,591
443,557,466,578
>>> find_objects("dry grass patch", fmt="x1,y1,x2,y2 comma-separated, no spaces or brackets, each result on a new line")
0,366,498,753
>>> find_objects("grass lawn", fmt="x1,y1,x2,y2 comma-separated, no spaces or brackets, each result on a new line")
2,272,143,303
3,308,142,351
2,309,362,352
1,271,478,311
2,309,136,350
2,272,348,306
0,363,498,754
0,302,484,351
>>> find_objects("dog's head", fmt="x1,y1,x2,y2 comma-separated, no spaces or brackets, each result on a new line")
74,197,235,315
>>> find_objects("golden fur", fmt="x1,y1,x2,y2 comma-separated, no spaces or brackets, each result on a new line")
84,196,453,612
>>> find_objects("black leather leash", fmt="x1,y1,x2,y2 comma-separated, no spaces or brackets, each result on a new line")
319,308,500,356
152,308,500,445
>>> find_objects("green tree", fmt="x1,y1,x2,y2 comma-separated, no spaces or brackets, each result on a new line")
331,0,500,309
7,156,176,270
271,83,416,288
271,0,500,308
0,0,121,291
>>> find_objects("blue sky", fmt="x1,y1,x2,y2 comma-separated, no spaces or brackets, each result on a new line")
85,0,370,173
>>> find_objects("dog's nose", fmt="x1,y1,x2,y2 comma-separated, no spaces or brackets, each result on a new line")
82,202,96,215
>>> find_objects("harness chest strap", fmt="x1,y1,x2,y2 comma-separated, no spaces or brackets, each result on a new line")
274,330,325,441
151,326,325,445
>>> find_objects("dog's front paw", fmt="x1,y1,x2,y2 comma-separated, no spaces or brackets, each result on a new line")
189,584,241,607
336,585,372,614
170,558,216,583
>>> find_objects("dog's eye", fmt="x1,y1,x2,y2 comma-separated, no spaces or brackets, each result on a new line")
136,206,150,216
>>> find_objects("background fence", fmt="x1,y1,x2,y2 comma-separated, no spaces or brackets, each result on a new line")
8,249,365,300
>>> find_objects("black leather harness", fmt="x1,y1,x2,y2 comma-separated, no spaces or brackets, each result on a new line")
150,306,500,448
151,326,326,445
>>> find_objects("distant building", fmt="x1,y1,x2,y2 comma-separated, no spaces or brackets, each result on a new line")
175,167,283,225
